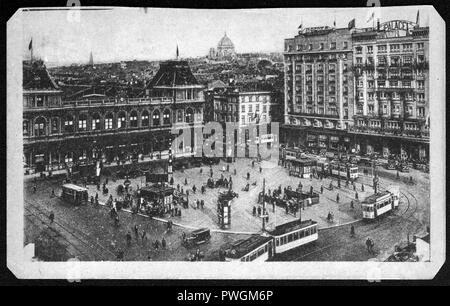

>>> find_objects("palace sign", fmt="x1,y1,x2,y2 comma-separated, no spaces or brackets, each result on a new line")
379,20,417,37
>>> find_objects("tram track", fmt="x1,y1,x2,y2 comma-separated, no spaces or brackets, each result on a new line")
24,197,117,261
281,175,420,261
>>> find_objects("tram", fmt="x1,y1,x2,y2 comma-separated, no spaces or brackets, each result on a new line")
222,219,319,261
362,190,400,220
269,219,318,254
224,235,274,262
328,162,359,180
61,183,89,206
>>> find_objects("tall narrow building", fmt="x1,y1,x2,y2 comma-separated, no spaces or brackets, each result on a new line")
283,25,355,152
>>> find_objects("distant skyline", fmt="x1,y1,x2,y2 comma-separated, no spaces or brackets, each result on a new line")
20,6,430,66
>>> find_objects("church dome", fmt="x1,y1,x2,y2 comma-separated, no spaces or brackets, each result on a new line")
218,33,234,49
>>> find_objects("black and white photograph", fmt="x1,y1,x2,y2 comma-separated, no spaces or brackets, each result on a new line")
6,3,446,280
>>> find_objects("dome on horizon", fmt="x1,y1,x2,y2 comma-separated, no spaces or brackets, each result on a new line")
217,33,234,48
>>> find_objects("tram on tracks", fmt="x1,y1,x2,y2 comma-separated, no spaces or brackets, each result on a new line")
61,183,89,206
328,162,359,180
224,235,274,262
362,190,400,220
222,219,319,261
269,219,318,254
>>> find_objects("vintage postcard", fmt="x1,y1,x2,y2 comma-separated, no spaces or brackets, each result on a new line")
7,5,445,279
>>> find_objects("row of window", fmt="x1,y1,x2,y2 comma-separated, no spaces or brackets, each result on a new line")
240,95,270,103
288,41,348,52
358,80,425,89
356,43,424,54
23,108,200,136
274,226,317,247
357,104,425,117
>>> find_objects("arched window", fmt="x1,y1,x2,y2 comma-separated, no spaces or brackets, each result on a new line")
163,109,171,125
185,108,194,123
34,117,47,136
23,120,29,136
117,111,126,129
129,110,138,128
92,113,101,130
51,118,59,134
153,109,160,126
78,113,88,131
105,113,114,130
64,115,74,133
141,110,149,127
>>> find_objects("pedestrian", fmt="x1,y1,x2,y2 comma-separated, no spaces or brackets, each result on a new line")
247,172,250,180
200,168,203,174
259,166,262,173
185,178,188,185
227,164,230,172
336,193,340,203
257,206,261,216
33,185,37,193
91,196,95,205
49,211,54,224
252,160,255,168
196,199,200,209
161,237,166,249
350,225,355,237
320,185,324,194
181,187,184,194
126,232,132,247
234,169,237,175
310,186,314,195
141,230,147,243
201,200,204,209
192,185,197,193
350,200,354,209
366,238,371,253
361,184,365,192
355,192,359,200
51,189,55,198
353,184,356,191
95,192,99,202
329,182,333,190
134,225,139,240
252,206,256,216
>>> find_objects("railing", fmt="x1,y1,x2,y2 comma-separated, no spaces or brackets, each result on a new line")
24,97,205,111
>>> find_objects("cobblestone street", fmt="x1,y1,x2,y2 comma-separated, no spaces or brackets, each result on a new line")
24,155,429,262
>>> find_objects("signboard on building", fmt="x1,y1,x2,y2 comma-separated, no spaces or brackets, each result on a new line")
379,20,417,37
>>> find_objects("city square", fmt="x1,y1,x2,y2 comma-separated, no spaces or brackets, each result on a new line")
15,6,435,265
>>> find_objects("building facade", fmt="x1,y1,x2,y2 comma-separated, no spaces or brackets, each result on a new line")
283,26,355,152
350,21,429,159
282,19,429,160
23,60,205,175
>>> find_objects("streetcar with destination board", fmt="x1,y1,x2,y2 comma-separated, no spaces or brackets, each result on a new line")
328,162,359,180
223,235,274,262
361,190,400,220
269,219,318,254
61,183,89,206
222,219,319,261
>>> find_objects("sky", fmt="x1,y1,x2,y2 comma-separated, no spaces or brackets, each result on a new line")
19,6,430,66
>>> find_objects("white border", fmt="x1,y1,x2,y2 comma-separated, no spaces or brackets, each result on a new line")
7,6,446,280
